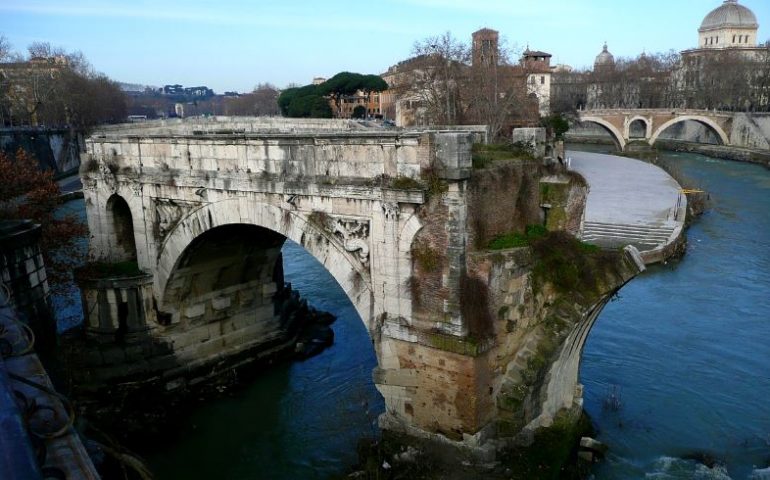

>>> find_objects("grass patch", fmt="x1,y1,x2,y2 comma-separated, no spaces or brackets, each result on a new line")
472,143,536,169
488,224,548,250
389,176,422,190
531,231,618,296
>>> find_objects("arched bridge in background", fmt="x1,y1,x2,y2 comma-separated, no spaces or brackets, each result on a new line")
578,109,735,151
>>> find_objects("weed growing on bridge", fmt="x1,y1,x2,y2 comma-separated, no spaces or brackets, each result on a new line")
531,231,617,297
472,143,536,169
420,166,448,199
488,224,547,250
389,176,423,190
411,240,441,273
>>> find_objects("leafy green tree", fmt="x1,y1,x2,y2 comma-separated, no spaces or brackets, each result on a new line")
542,114,570,139
317,72,387,116
278,71,387,119
278,84,331,118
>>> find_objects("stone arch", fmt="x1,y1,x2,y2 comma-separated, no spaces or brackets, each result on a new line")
626,116,650,139
105,194,137,262
579,117,626,151
155,198,374,332
396,213,424,322
650,115,730,146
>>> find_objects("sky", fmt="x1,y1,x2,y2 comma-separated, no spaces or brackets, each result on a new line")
1,0,769,93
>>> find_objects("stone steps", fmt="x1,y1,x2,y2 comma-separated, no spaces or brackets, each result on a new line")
581,221,676,250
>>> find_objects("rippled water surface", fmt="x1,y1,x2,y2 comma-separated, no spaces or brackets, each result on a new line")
575,147,770,479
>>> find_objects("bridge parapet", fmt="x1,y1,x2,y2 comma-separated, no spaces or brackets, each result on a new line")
581,108,733,118
86,129,475,186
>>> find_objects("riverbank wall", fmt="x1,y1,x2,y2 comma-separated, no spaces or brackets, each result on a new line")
654,140,770,168
0,127,83,174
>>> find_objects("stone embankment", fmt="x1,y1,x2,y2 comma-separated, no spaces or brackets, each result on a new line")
568,150,687,265
655,139,770,168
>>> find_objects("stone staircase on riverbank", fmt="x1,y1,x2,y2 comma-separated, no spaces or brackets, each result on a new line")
581,221,677,251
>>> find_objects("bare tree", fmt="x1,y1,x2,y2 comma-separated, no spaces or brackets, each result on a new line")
27,41,64,60
463,41,539,139
224,83,280,116
410,31,470,125
1,41,126,127
0,34,11,62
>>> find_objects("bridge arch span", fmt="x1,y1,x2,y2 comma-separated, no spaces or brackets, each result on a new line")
155,197,375,331
626,115,650,139
650,115,730,147
579,116,626,151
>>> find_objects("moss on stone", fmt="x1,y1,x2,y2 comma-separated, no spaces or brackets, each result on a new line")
424,331,484,356
501,411,594,479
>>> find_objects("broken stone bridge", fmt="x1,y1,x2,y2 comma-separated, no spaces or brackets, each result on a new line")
76,117,643,452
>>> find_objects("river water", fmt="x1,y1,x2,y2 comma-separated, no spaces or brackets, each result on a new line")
55,148,770,479
576,146,770,479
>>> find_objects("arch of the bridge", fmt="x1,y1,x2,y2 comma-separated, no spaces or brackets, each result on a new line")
155,198,375,332
650,115,730,146
579,116,626,151
626,115,651,139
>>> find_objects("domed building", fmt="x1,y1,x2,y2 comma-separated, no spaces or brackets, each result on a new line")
594,43,615,72
698,0,759,49
679,0,768,110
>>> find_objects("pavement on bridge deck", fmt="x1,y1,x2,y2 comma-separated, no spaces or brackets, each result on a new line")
566,150,685,257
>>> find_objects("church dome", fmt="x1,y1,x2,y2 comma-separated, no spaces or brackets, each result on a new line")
594,43,615,68
700,0,758,32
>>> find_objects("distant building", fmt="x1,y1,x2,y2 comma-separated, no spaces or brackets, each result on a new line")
522,49,553,116
552,0,769,112
678,0,769,109
381,28,553,128
472,28,499,67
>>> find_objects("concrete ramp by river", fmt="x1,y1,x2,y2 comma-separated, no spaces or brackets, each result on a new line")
568,150,686,263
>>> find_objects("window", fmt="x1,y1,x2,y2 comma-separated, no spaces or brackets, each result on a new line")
540,76,545,85
733,35,736,43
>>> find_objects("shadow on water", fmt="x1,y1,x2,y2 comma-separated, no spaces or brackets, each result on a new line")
143,240,384,480
52,200,383,479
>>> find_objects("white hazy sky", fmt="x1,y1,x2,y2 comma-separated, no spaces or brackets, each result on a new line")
1,0,769,93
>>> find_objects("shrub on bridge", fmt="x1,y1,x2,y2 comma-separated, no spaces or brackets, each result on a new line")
530,231,613,297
